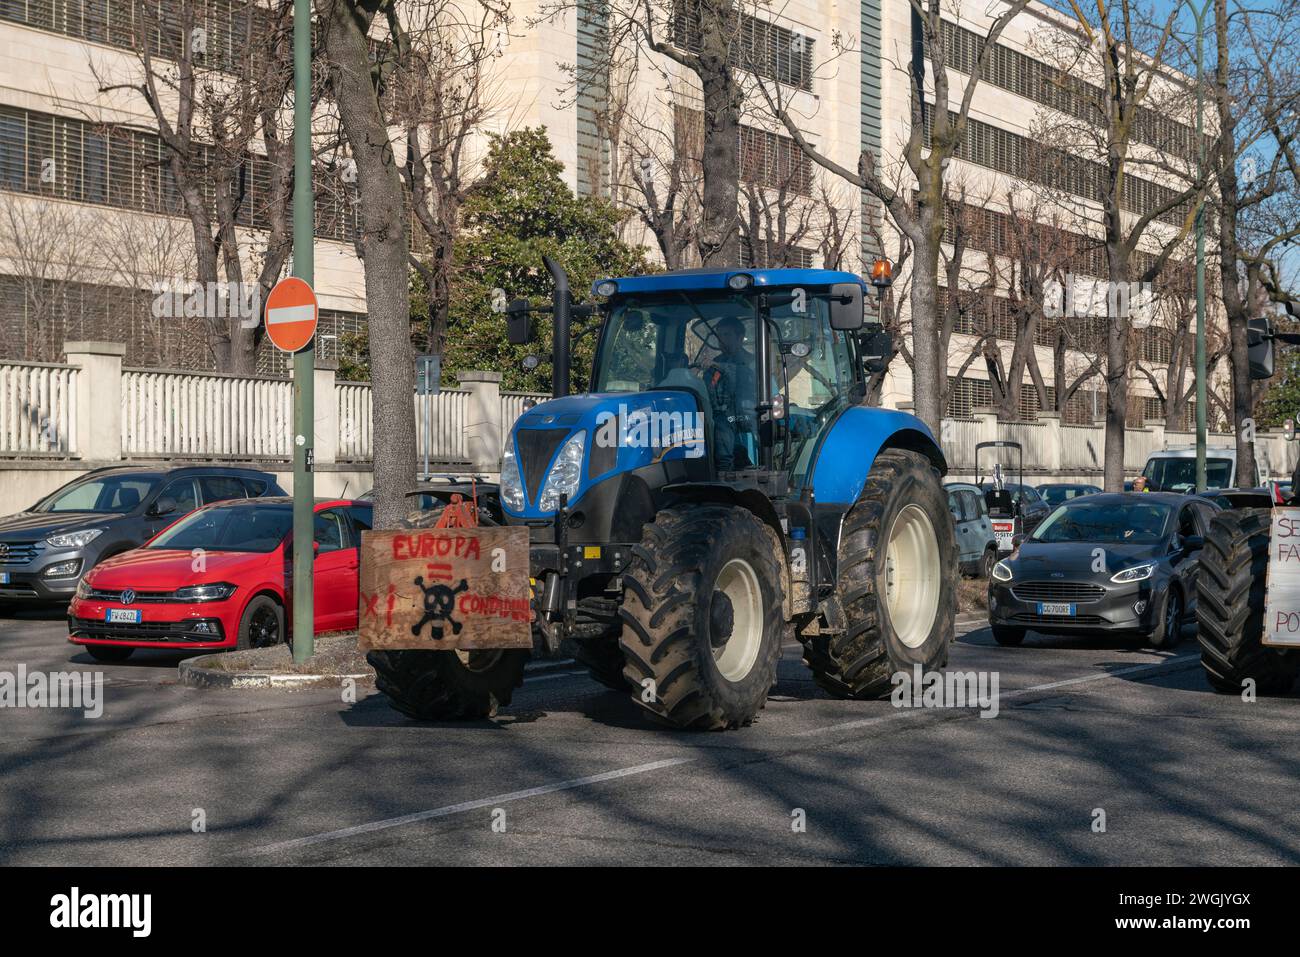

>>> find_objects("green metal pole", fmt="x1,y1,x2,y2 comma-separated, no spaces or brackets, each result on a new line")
291,0,314,663
1194,1,1208,494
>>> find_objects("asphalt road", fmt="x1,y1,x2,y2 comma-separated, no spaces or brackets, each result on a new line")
2,608,1297,866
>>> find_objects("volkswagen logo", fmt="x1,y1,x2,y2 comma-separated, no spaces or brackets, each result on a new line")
120,589,136,605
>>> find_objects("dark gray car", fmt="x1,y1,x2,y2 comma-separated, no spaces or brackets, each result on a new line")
0,466,285,607
987,492,1218,649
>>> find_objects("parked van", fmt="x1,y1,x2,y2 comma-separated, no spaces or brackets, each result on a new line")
1141,445,1260,493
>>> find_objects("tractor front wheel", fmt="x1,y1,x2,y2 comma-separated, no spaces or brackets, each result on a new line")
618,505,784,730
804,448,956,698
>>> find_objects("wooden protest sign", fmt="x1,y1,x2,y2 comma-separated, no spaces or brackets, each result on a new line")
1264,507,1300,647
357,526,532,651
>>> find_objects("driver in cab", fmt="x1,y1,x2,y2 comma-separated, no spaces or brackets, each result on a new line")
705,315,757,470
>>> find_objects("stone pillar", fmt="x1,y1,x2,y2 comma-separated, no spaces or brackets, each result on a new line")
460,371,503,473
313,360,338,466
63,341,124,462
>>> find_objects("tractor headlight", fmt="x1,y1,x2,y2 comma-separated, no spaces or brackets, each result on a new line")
992,561,1014,582
727,273,754,291
594,279,618,297
500,445,525,512
538,430,587,512
1110,562,1156,584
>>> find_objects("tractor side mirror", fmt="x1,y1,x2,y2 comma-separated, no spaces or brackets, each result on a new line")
828,283,865,330
506,299,532,345
1181,534,1205,551
1248,317,1276,380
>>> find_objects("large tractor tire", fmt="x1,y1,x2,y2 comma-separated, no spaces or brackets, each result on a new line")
618,505,784,730
803,448,956,698
1197,509,1300,695
365,503,532,720
368,648,530,719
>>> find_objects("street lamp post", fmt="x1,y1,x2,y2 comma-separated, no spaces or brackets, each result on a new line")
1188,0,1214,493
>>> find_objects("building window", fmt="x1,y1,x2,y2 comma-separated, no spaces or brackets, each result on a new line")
672,0,814,92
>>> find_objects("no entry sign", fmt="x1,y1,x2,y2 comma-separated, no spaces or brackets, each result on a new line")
264,276,318,352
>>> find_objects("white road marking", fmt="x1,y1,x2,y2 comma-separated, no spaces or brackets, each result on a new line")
257,652,1197,854
257,757,696,854
795,653,1200,737
523,669,589,683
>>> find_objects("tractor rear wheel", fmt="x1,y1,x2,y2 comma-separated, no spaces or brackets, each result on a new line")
803,448,956,698
1197,509,1300,694
365,503,531,720
618,505,784,730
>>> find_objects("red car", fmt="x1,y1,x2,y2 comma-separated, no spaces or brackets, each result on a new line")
67,497,372,662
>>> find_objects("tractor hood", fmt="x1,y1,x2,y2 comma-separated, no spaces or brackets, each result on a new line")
504,391,705,516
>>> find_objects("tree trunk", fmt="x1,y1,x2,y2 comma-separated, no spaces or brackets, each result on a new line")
1103,243,1129,491
696,18,740,267
322,0,417,529
907,196,944,432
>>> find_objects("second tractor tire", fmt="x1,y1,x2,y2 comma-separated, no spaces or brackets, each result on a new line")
1197,508,1300,694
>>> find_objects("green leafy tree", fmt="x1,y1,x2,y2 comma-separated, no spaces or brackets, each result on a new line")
444,127,650,393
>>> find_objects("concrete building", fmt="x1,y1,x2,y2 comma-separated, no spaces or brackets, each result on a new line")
0,0,1220,429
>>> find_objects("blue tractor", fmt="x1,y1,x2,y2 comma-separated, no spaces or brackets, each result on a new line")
368,259,956,729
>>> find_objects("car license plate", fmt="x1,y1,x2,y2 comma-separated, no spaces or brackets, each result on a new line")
0,572,8,584
105,608,142,624
1037,602,1075,616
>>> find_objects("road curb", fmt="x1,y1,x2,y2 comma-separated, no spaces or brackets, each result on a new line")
178,656,375,691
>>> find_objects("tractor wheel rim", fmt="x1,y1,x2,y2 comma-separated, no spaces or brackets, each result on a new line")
885,504,941,649
712,558,763,682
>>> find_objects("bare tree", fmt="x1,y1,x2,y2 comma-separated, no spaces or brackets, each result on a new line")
95,213,197,368
318,0,418,527
1035,1,1204,489
399,0,513,356
0,193,95,361
1195,0,1300,482
94,0,300,374
755,0,1033,433
540,0,751,265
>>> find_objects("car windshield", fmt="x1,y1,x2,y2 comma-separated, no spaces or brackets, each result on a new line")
33,474,159,513
1032,501,1173,544
148,504,293,553
1040,486,1098,507
1144,457,1233,492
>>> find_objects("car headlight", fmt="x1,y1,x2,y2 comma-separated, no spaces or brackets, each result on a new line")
45,528,103,549
500,445,525,512
173,582,237,602
75,578,93,598
537,431,587,512
992,560,1014,582
1110,562,1156,584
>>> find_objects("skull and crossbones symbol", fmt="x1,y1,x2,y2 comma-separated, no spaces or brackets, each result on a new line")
411,575,468,640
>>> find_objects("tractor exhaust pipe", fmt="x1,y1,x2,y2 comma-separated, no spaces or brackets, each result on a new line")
544,255,571,399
